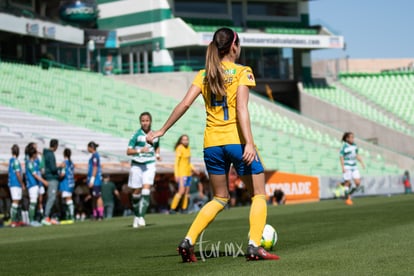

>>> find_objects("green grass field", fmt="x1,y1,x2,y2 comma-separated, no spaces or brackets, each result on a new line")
1,195,413,275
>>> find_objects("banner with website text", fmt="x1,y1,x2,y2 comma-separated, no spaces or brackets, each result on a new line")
199,33,344,49
265,171,320,204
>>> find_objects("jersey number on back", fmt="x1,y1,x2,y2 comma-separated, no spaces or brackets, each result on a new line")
211,94,229,120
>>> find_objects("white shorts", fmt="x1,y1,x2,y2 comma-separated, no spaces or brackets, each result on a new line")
10,187,22,201
343,168,360,181
61,191,72,198
128,163,156,189
39,185,45,195
28,186,39,202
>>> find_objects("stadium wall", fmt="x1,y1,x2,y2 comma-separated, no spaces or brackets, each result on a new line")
300,90,414,158
319,174,409,199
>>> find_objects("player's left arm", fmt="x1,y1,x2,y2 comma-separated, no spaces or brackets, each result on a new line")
155,143,161,161
14,161,26,190
89,158,98,188
356,154,366,169
236,84,256,166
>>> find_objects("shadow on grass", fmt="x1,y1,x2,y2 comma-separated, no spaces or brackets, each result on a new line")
125,223,156,228
141,251,246,261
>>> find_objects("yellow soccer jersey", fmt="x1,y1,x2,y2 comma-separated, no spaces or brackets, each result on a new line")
174,144,192,177
192,61,256,148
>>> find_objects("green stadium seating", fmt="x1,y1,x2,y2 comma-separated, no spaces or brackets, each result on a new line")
340,72,414,126
0,61,400,176
303,84,414,137
265,27,318,35
246,20,307,29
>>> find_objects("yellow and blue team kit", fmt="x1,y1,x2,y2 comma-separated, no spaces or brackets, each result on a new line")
192,61,256,148
192,61,264,175
175,144,192,177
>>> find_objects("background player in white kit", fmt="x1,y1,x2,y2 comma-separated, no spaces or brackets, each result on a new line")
340,132,366,205
126,112,161,228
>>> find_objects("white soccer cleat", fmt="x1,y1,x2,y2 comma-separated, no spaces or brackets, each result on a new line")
133,216,140,228
138,217,146,227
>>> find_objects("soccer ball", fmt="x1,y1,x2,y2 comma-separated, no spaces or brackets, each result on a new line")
261,224,277,250
248,224,278,251
261,224,278,250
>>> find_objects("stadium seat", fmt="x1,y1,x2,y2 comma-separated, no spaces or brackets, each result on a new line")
303,84,414,136
340,72,414,127
0,61,401,176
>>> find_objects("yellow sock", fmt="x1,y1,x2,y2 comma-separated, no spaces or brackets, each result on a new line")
182,195,189,210
185,197,228,245
249,195,267,246
171,194,182,210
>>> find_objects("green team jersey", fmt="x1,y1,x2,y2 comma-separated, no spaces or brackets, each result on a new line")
340,142,358,168
189,175,200,194
102,181,116,204
128,128,160,164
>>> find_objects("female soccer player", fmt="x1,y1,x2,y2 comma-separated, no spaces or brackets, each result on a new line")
59,148,75,223
147,28,279,262
402,170,412,194
8,144,25,227
170,134,193,213
340,132,366,205
126,112,161,228
26,145,48,226
25,142,46,221
87,141,103,220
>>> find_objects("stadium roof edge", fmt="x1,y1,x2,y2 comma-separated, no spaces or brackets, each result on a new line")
0,12,84,45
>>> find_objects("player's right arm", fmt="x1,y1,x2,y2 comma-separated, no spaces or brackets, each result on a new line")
339,156,345,173
148,85,201,142
16,170,25,190
126,132,141,156
33,172,48,186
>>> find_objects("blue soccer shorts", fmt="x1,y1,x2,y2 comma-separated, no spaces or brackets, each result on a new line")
178,176,192,187
203,144,264,175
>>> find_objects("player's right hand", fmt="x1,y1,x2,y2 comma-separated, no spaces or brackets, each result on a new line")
146,130,164,144
242,143,257,166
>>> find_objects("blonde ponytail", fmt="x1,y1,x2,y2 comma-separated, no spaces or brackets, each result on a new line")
204,28,238,97
205,41,226,96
